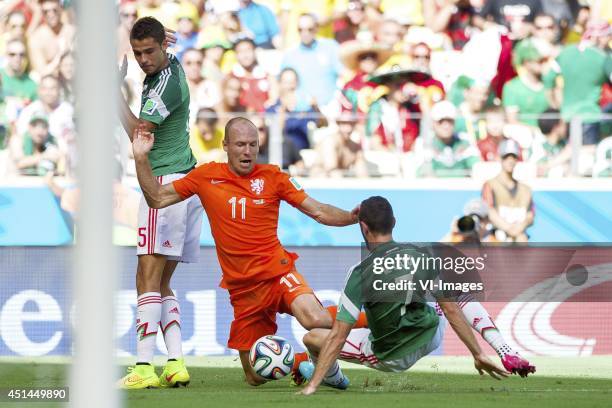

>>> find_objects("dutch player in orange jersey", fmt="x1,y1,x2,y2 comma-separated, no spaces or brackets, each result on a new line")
132,116,360,386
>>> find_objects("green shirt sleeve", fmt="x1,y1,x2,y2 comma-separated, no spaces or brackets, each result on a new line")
336,265,363,325
140,77,182,125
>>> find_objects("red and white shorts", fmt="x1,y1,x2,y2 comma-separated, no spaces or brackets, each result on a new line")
339,315,446,373
136,172,203,263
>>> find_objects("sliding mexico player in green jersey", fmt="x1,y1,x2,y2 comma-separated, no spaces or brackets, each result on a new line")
298,196,535,395
117,17,202,389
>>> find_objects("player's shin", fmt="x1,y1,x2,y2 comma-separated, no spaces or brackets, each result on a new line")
456,295,512,357
456,296,536,376
309,353,346,386
161,295,183,360
136,292,162,364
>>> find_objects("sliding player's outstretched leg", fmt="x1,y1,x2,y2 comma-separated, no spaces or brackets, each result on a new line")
291,304,368,385
300,328,350,390
454,294,536,377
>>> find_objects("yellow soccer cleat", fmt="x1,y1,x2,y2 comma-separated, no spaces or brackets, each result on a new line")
118,364,160,389
159,358,190,388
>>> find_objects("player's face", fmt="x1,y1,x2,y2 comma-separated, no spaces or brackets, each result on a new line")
224,130,259,176
131,37,166,75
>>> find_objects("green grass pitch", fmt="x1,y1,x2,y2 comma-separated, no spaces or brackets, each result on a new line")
1,357,611,408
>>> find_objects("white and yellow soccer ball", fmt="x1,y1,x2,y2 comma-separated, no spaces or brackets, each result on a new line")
248,335,295,380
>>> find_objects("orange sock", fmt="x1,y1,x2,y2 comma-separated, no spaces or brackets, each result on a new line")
326,305,368,328
292,351,309,371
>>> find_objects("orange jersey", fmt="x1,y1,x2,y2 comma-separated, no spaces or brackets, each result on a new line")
172,163,308,289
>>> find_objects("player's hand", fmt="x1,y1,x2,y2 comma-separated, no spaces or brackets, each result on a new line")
119,55,128,81
297,384,317,396
132,126,155,157
474,354,509,380
163,27,177,47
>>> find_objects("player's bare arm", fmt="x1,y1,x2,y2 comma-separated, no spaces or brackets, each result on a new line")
437,300,509,380
132,128,183,209
119,102,157,142
299,320,354,396
298,197,359,226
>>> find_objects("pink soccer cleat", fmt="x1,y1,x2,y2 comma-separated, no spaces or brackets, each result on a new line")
502,353,536,377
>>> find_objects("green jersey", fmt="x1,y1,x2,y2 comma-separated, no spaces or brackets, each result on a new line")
544,45,612,123
502,76,549,127
422,135,480,178
336,241,440,361
0,68,38,102
140,53,196,176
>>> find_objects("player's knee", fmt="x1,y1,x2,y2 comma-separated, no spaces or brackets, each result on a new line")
302,330,319,352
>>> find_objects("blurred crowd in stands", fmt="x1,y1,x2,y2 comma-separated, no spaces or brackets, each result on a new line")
0,0,611,180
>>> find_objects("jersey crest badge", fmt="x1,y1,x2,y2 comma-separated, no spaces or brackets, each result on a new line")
250,178,265,195
142,98,158,115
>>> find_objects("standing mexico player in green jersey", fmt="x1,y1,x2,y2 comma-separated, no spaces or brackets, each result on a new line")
117,17,203,389
298,196,521,395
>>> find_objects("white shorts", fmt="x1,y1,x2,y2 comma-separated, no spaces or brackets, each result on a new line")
136,172,203,263
338,312,446,373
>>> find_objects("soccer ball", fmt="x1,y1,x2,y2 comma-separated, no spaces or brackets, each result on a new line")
249,335,294,380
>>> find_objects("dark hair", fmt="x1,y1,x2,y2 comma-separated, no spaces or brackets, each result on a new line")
130,17,165,45
359,196,395,235
538,108,562,135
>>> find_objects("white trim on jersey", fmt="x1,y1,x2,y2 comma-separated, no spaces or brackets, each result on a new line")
339,292,360,320
154,67,171,96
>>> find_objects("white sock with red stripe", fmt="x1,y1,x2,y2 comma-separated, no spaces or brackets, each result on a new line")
136,292,161,364
458,298,513,358
310,354,345,385
161,295,183,360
